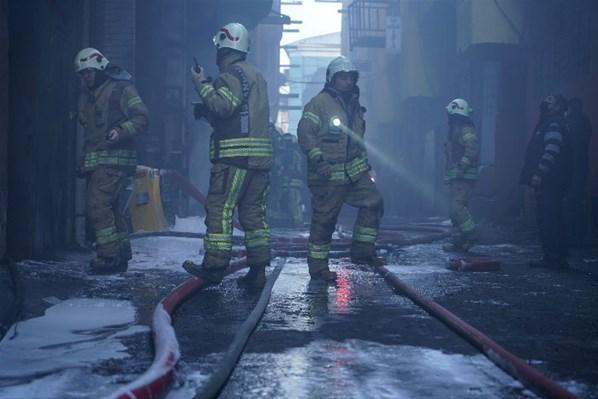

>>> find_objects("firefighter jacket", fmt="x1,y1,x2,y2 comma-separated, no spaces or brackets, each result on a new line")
78,78,149,174
445,121,479,181
192,52,271,170
298,86,369,185
520,115,571,188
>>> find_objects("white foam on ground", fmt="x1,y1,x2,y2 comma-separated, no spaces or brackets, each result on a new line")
170,215,243,236
0,298,148,398
130,236,203,272
171,215,206,233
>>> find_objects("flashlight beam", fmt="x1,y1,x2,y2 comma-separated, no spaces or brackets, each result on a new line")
336,121,436,203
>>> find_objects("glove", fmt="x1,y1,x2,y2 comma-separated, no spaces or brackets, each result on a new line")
316,158,332,179
106,127,121,144
190,65,207,85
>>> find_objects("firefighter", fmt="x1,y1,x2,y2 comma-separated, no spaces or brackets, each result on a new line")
443,98,479,252
280,133,307,227
298,56,384,281
75,48,149,274
183,23,272,288
521,94,572,269
268,124,286,225
270,128,307,227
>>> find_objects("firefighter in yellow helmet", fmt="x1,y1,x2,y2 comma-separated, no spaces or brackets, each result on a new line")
183,23,272,288
74,48,149,274
298,56,384,281
443,98,479,252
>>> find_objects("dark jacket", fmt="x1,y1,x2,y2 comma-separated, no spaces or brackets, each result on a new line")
520,115,571,188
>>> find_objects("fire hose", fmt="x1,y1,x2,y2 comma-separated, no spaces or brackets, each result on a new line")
193,259,285,399
107,258,249,399
377,266,576,399
121,226,574,398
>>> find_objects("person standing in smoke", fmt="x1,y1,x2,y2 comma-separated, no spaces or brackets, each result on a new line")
443,98,479,252
75,48,149,274
520,94,572,269
565,97,593,247
183,23,272,289
297,56,384,281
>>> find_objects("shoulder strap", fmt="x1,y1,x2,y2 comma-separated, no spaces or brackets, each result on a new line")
107,81,128,128
228,64,251,135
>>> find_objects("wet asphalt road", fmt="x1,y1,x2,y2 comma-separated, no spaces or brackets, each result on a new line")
2,224,597,398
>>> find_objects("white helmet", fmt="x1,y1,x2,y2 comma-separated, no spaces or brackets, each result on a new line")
326,56,358,84
213,22,250,53
74,48,109,73
446,98,472,117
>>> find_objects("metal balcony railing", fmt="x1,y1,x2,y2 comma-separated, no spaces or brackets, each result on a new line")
347,0,395,49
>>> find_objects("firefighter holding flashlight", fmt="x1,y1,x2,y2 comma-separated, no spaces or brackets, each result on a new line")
297,56,384,281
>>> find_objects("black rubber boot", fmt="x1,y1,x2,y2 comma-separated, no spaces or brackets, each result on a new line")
182,260,226,285
351,255,385,267
89,256,123,275
237,265,267,290
120,241,133,262
309,268,337,281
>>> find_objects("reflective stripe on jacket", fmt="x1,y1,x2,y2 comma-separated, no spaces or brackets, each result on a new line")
297,87,369,185
193,52,272,171
445,122,479,181
78,79,148,173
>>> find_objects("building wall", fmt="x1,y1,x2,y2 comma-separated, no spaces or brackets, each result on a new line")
523,0,598,199
249,0,285,121
342,0,597,224
286,33,341,135
90,0,137,74
3,0,277,259
7,0,84,259
0,0,7,260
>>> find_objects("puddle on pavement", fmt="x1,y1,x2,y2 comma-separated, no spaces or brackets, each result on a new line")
0,298,148,398
221,339,538,398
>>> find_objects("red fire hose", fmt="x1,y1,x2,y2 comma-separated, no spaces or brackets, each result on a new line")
107,258,248,399
376,266,577,399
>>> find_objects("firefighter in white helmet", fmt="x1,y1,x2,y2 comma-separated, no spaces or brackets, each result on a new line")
74,47,149,274
443,98,479,252
297,56,384,281
183,23,273,289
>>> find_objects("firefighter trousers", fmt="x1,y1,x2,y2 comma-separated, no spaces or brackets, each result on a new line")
448,179,476,244
203,163,271,270
87,166,130,259
307,172,384,274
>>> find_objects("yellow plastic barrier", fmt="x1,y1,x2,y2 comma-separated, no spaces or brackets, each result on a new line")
129,166,166,232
